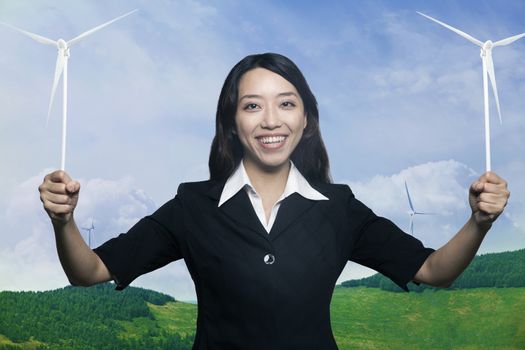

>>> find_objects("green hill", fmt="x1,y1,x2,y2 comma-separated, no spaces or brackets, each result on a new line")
341,248,525,292
0,283,194,350
1,249,524,349
1,286,524,350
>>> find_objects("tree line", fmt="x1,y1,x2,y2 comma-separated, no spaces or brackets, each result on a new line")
341,248,525,292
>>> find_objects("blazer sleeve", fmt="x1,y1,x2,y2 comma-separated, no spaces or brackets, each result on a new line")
93,184,186,290
346,186,435,291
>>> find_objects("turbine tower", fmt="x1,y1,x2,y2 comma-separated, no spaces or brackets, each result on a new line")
81,220,95,248
404,181,434,235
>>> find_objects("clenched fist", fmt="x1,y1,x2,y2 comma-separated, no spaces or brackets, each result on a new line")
469,172,510,229
38,170,80,224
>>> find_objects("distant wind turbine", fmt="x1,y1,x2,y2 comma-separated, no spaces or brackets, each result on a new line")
0,9,138,171
81,220,95,248
417,11,525,172
404,181,435,235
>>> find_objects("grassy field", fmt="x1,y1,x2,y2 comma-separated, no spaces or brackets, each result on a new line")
119,287,525,349
1,287,524,349
330,287,525,350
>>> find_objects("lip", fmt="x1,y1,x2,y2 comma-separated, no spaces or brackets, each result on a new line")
255,133,289,138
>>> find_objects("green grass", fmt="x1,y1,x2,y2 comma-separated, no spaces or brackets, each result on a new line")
118,287,525,349
149,301,197,337
330,287,525,350
116,300,197,341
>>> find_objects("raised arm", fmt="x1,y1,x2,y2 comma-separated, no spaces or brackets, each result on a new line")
39,170,111,286
414,172,510,287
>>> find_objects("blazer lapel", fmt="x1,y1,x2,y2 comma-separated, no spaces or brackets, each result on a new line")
269,193,317,241
205,179,325,242
206,181,269,240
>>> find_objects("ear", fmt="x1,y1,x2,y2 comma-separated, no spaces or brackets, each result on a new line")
303,114,308,129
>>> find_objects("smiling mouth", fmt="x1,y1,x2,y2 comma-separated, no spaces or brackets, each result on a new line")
256,135,288,149
258,135,287,144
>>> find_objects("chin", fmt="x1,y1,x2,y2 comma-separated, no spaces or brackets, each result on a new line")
251,155,291,172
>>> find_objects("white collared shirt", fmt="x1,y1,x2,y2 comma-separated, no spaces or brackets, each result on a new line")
218,160,329,233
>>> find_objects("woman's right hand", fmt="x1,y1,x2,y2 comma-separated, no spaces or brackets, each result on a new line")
38,170,80,225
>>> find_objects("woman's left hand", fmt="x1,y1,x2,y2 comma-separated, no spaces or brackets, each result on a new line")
468,172,510,229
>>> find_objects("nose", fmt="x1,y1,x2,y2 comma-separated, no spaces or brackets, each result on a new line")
260,105,282,129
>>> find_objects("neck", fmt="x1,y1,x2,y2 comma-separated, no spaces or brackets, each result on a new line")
242,158,290,197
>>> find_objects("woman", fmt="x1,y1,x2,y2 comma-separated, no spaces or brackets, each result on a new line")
39,53,510,349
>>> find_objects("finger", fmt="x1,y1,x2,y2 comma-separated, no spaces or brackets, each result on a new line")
470,181,485,194
38,182,67,194
478,192,508,205
478,202,504,216
43,193,71,205
480,171,507,186
65,181,80,194
43,201,74,215
482,185,511,200
49,170,72,184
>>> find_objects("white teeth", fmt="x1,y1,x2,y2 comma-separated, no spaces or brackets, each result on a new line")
259,136,286,144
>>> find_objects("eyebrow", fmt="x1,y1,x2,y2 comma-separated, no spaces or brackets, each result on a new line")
239,92,299,101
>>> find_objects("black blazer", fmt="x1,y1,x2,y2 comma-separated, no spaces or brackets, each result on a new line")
94,179,434,350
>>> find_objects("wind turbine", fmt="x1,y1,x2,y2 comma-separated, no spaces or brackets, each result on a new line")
417,12,525,172
81,220,95,248
404,181,434,235
0,9,138,171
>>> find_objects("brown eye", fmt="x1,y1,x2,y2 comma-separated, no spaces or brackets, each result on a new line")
281,101,296,108
244,103,259,110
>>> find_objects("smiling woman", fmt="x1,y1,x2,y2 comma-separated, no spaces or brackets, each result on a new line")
209,53,331,184
38,52,510,350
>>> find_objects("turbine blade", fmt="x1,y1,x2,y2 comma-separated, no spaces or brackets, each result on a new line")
46,51,65,126
67,9,138,46
417,12,484,47
410,217,414,235
0,21,56,45
493,32,525,47
404,181,415,212
415,212,436,215
485,51,502,124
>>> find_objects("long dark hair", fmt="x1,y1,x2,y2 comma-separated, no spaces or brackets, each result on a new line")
209,53,331,183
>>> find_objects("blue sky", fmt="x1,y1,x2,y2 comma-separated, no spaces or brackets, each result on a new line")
0,0,524,301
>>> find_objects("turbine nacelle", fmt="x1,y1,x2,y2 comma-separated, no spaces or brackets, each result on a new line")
480,40,493,57
57,38,67,50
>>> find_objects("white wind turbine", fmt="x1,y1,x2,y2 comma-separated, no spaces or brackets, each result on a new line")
81,220,95,249
404,181,434,235
417,12,525,172
0,9,138,171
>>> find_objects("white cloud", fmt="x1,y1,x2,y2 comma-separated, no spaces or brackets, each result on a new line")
0,169,195,300
336,160,476,283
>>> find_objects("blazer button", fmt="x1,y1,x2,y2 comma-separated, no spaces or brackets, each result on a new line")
263,254,275,265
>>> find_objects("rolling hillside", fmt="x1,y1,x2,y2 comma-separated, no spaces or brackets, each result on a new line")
341,248,525,292
1,249,524,349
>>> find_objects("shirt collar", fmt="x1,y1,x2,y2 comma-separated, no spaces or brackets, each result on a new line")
218,160,328,207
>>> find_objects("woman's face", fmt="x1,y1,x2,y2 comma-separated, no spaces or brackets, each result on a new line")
235,68,307,172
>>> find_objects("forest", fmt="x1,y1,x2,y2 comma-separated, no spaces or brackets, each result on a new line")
340,248,525,292
0,283,194,350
